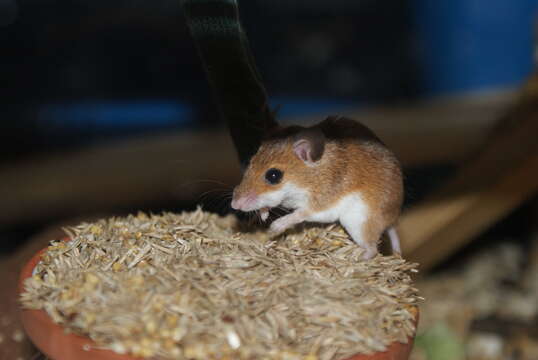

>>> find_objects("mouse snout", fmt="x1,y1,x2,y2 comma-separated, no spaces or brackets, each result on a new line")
231,190,258,211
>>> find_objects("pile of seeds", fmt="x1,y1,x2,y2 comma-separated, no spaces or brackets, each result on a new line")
21,208,420,360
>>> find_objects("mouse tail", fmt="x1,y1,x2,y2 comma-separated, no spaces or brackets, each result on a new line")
386,227,401,255
180,0,279,168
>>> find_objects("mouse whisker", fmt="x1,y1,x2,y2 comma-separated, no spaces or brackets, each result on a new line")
197,188,232,203
200,192,234,213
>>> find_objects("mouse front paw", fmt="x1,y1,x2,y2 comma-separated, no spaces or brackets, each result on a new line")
269,210,307,235
269,217,291,234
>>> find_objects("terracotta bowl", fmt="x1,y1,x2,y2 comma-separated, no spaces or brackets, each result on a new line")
19,244,418,360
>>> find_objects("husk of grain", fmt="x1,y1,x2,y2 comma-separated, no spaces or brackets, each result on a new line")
21,207,420,360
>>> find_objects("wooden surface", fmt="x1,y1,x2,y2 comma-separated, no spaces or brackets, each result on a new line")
399,152,538,270
294,90,514,166
0,131,242,227
0,90,514,228
398,77,538,271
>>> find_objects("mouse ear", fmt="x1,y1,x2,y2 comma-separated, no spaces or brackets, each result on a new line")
292,128,325,164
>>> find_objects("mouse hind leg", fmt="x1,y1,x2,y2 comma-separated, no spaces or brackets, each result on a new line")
340,212,385,260
386,227,401,255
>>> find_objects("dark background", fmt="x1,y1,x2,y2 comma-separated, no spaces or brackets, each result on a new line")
2,2,538,359
3,0,536,161
1,0,538,262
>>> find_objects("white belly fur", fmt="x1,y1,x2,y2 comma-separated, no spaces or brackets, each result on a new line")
306,192,369,225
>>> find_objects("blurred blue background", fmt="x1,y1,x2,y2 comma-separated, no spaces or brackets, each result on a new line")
2,0,537,162
415,0,538,95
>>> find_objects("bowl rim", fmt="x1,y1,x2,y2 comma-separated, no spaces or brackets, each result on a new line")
19,238,418,360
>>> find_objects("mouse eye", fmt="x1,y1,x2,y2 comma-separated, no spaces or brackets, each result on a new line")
265,168,283,185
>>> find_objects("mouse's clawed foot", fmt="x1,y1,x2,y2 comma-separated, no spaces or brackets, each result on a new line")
269,216,292,234
360,246,378,260
269,210,307,234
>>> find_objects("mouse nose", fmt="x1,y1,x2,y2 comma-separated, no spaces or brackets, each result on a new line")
231,191,256,211
231,189,240,209
231,197,240,210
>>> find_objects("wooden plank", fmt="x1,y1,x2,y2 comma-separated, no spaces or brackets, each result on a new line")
0,92,514,227
399,151,538,270
0,131,242,227
290,89,515,165
398,75,538,270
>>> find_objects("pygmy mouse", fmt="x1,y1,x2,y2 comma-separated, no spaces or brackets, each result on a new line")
231,116,403,259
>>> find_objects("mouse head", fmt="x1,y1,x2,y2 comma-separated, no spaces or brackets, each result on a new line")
231,126,325,212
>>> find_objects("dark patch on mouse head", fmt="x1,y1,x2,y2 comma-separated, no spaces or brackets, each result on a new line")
264,125,326,164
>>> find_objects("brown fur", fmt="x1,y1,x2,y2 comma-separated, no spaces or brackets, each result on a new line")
234,116,403,245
